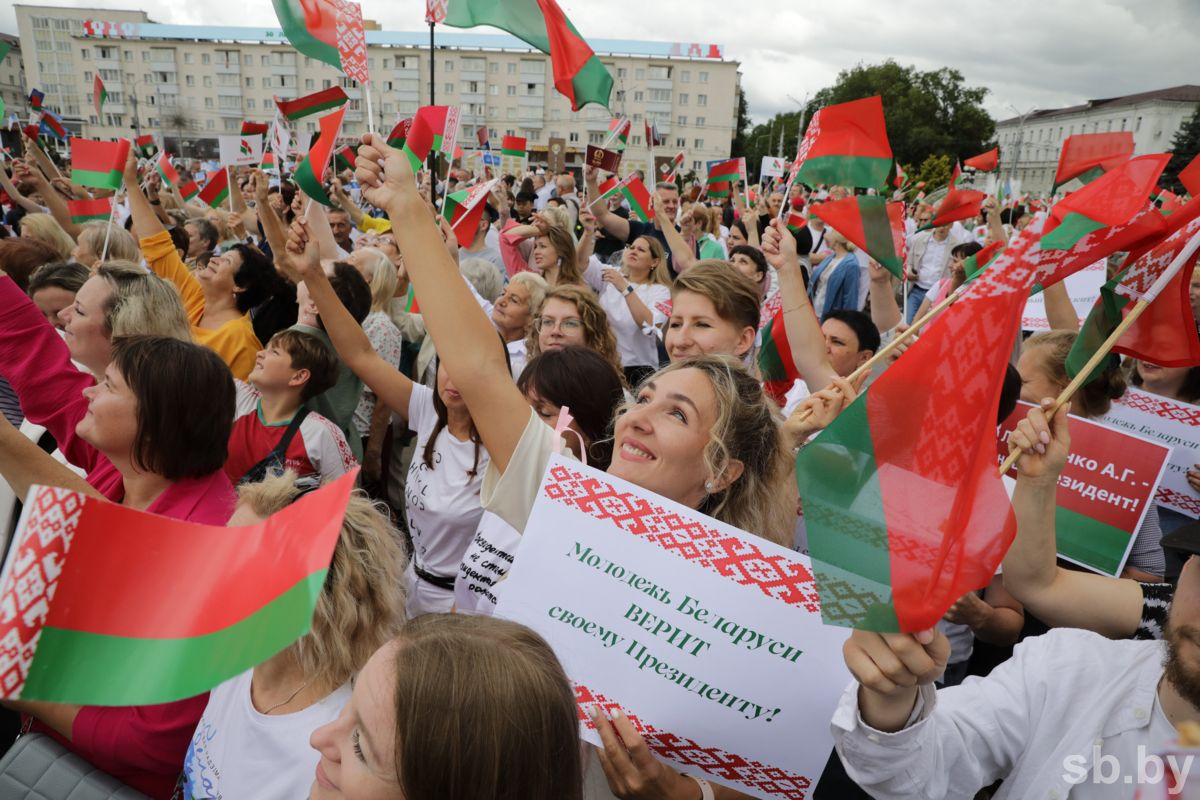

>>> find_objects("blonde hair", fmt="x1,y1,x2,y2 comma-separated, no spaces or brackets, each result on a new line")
625,235,671,288
539,204,572,238
97,261,192,342
390,614,583,800
510,271,549,322
237,473,407,693
626,355,794,545
527,284,622,376
79,221,139,266
1023,330,1126,419
20,212,75,260
355,246,398,312
537,225,582,286
671,260,761,331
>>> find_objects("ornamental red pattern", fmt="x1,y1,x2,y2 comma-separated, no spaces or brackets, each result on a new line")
542,464,821,613
1114,390,1200,427
575,683,813,799
0,487,85,697
1158,486,1200,517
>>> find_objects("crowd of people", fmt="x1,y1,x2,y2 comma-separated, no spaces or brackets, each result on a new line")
0,123,1196,800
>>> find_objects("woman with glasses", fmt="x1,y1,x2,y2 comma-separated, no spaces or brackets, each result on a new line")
525,284,623,380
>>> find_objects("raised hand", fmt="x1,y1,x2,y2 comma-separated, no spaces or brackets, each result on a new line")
280,218,325,285
353,133,419,215
760,218,798,269
1008,399,1071,483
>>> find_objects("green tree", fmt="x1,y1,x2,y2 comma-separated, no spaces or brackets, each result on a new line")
1163,105,1200,194
913,154,952,190
730,85,752,156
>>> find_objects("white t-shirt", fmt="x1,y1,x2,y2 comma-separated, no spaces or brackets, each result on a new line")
915,234,952,289
354,311,404,436
507,338,528,381
454,510,522,615
598,280,670,368
182,669,352,800
404,384,489,579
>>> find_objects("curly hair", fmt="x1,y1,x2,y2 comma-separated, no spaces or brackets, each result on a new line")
623,354,794,545
526,284,622,377
236,473,408,694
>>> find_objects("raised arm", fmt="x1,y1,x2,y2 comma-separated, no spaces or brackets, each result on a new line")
868,260,903,334
331,178,365,227
354,133,532,473
761,219,838,392
0,413,98,502
19,161,83,239
280,220,417,425
653,194,697,272
1041,281,1080,332
1001,401,1143,638
0,165,44,215
584,165,631,242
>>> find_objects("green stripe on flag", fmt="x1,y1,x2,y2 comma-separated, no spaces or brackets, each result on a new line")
860,197,902,277
796,155,893,191
795,396,899,631
1054,506,1132,577
22,571,326,705
71,168,123,190
1040,212,1107,251
270,0,341,71
293,160,334,207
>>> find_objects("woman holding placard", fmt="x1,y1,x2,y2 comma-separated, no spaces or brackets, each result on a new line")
1128,359,1200,536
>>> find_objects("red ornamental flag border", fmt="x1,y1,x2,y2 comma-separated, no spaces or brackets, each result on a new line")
332,0,369,84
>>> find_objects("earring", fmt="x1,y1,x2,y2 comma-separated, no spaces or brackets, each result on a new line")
704,481,714,493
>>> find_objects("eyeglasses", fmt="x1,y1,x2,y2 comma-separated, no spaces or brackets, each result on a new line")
536,317,583,332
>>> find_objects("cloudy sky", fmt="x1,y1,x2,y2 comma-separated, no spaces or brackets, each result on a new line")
4,0,1197,125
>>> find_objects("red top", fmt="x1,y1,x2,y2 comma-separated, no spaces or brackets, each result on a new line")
0,277,235,797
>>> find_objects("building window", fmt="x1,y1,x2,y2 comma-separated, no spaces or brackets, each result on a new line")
245,77,253,88
632,135,642,146
617,67,627,78
1120,118,1128,131
648,65,671,80
650,89,672,103
206,119,215,130
635,68,645,80
550,108,561,120
679,93,688,105
634,91,644,102
696,116,705,127
675,137,686,147
186,75,194,86
203,76,213,88
589,132,605,144
444,82,454,94
305,78,314,89
261,55,270,66
507,85,516,96
489,84,498,95
202,53,211,65
681,70,690,83
444,59,454,71
247,99,256,109
678,115,687,125
489,62,498,74
507,62,516,74
699,71,708,83
1136,116,1143,132
204,97,214,108
243,54,252,66
697,94,707,106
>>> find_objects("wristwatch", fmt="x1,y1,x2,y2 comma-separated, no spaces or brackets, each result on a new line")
622,283,635,296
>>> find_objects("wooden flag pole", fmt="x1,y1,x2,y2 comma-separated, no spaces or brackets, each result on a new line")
996,299,1149,475
363,80,377,136
100,193,118,261
226,165,234,213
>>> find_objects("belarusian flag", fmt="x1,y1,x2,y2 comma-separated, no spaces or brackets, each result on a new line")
758,312,798,407
595,176,620,202
261,150,277,171
1179,152,1200,198
501,135,526,158
294,106,346,207
1053,132,1134,192
70,138,130,190
178,180,200,202
706,157,741,186
705,181,732,198
921,183,987,230
1068,199,1200,382
893,162,908,189
444,178,499,247
155,152,181,188
0,472,357,704
93,75,106,119
404,283,419,313
796,221,1050,633
401,111,434,173
608,117,631,151
1156,189,1186,216
271,0,342,71
29,89,44,111
134,134,157,158
68,197,112,224
443,0,613,110
199,169,231,208
1040,154,1170,251
810,195,907,279
39,109,68,141
665,151,684,183
964,147,999,172
241,121,269,137
387,116,413,149
276,87,349,121
786,199,807,235
619,174,652,221
413,105,460,156
334,144,356,172
793,96,892,190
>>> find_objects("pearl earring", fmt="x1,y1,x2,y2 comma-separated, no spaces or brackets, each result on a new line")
704,481,714,493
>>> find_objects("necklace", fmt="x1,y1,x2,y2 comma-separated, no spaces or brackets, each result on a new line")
260,679,311,715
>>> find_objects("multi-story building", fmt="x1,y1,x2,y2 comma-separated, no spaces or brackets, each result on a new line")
11,5,740,175
995,85,1200,195
0,33,23,119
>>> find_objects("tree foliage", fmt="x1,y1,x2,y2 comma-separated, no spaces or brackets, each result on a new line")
1163,105,1200,194
913,154,952,190
731,85,751,157
742,60,995,181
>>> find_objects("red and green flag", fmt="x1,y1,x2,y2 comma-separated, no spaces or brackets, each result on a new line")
198,169,231,208
387,116,413,149
1068,199,1200,383
0,472,357,705
962,240,1004,281
706,157,741,187
444,178,499,247
1040,154,1170,251
93,75,107,119
595,176,621,203
68,197,112,224
1053,132,1134,192
39,110,68,141
400,111,435,172
892,162,908,189
705,181,732,198
443,0,613,110
619,174,652,221
155,151,181,188
334,144,356,172
241,121,269,137
921,181,987,231
1154,188,1186,216
786,199,808,235
810,195,907,279
964,147,999,172
70,138,130,190
29,89,44,111
403,283,419,313
178,179,200,202
608,117,631,151
793,96,893,190
271,0,343,72
758,311,799,408
275,87,349,121
501,135,526,158
260,150,277,171
134,134,157,158
294,106,347,207
796,222,1051,633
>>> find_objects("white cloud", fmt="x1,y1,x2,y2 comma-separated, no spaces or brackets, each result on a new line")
3,0,1195,125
